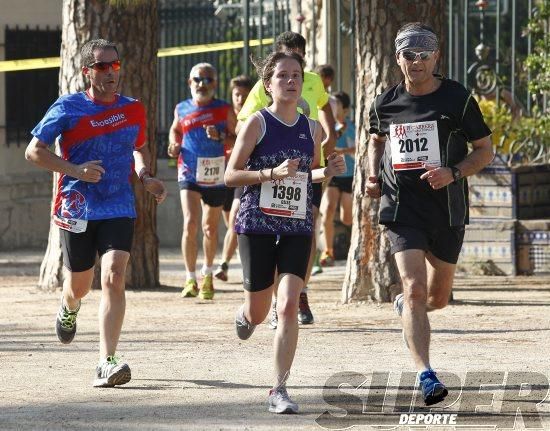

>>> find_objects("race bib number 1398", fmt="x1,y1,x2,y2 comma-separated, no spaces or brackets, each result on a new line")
259,172,308,219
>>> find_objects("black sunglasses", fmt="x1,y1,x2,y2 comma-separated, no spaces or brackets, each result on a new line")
192,76,214,85
88,60,121,72
401,51,434,61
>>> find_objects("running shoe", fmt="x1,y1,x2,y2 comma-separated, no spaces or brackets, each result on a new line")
55,299,81,344
181,279,199,298
319,250,335,267
297,291,314,325
393,292,404,317
268,299,278,330
393,293,408,349
311,265,323,276
311,251,323,275
235,305,256,340
199,274,215,300
93,356,131,388
214,262,228,282
268,386,299,414
419,369,448,406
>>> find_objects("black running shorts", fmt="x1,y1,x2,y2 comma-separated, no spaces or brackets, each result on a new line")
60,217,135,272
222,187,235,212
238,234,313,292
328,176,353,194
385,223,465,264
312,183,323,209
179,181,226,207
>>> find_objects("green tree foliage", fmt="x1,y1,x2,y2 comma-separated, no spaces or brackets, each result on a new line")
480,0,549,166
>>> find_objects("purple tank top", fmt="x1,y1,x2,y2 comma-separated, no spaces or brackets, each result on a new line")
235,109,314,235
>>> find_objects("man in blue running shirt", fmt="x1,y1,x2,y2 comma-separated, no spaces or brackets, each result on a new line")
168,63,237,300
25,39,167,388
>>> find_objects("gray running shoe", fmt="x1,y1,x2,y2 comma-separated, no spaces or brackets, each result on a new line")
268,386,299,414
393,293,404,317
235,305,256,340
297,291,314,325
93,356,131,388
268,299,278,330
214,262,228,282
55,299,81,344
393,293,409,349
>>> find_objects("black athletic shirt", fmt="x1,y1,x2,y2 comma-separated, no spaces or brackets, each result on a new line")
368,77,491,228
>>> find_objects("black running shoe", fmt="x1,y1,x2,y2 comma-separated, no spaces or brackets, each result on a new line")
55,299,80,344
235,305,256,340
297,291,314,325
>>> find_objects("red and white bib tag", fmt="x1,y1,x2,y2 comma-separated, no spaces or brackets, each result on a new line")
389,120,441,170
54,216,88,233
196,156,225,186
259,172,308,219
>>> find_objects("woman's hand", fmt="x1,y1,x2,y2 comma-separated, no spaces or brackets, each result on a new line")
272,158,300,180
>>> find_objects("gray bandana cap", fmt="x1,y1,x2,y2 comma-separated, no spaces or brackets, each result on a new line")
395,29,439,53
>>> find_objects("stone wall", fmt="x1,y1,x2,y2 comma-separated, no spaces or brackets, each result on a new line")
0,171,52,250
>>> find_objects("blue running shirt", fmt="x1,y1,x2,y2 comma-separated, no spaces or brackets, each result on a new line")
235,109,314,236
31,92,146,220
174,99,231,187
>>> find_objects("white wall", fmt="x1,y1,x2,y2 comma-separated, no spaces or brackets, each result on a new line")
0,0,62,177
0,1,62,249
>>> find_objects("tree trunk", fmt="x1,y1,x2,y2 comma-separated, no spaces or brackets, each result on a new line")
38,0,159,291
342,0,445,303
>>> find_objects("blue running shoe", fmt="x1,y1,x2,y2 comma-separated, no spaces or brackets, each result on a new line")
419,369,448,406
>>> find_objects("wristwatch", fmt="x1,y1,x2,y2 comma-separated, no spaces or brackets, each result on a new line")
450,166,462,183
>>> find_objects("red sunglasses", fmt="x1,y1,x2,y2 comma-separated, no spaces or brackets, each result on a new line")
88,60,121,72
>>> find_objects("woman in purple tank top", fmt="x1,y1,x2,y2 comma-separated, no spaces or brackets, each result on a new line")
225,51,345,414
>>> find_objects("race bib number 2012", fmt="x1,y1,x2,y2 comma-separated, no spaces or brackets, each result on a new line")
259,172,308,219
389,120,441,171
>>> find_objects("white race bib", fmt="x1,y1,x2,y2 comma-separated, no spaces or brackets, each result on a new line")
196,156,225,186
389,120,441,171
259,172,308,219
53,216,88,233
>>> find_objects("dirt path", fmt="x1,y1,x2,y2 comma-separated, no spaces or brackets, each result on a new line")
1,249,549,430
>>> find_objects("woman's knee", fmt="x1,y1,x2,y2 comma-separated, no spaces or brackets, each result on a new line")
276,294,300,322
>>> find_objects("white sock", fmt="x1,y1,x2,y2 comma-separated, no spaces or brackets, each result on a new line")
418,368,433,378
186,271,196,281
201,265,213,276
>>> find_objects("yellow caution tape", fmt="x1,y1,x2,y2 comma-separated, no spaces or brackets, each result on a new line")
0,37,275,73
158,37,274,58
0,57,61,72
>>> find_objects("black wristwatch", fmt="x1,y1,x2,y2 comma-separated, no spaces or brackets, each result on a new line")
450,166,462,183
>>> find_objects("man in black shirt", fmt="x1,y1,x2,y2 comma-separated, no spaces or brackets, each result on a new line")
367,22,494,406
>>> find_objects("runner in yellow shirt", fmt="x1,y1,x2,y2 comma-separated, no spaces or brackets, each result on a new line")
236,31,337,328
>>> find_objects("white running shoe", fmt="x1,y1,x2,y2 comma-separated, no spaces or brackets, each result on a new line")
393,293,404,317
268,386,298,414
93,356,131,388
